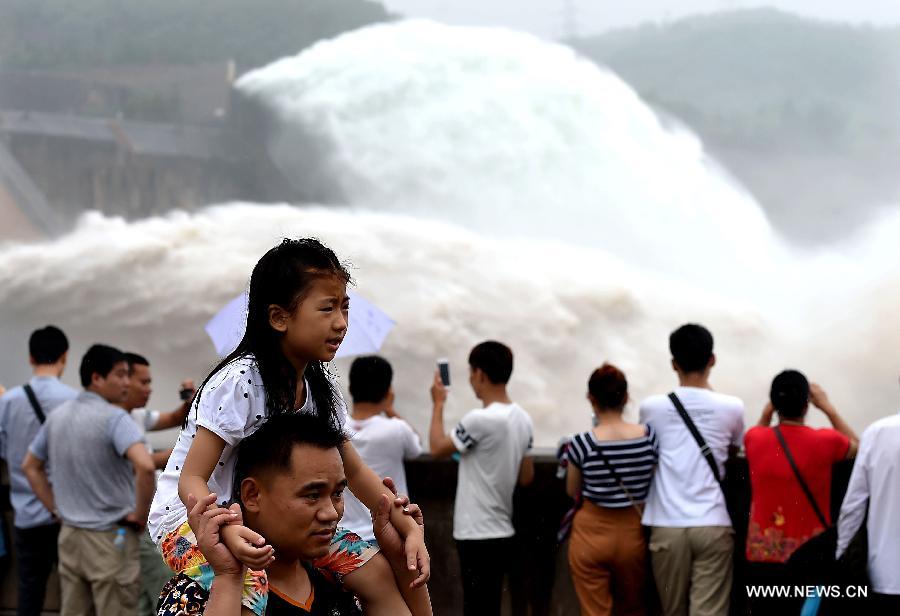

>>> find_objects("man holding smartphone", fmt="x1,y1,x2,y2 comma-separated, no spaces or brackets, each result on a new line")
122,353,194,469
429,340,534,616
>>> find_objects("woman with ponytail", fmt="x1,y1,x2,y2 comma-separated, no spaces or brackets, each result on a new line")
565,363,658,616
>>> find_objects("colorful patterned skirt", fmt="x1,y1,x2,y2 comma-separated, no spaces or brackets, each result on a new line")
158,521,378,615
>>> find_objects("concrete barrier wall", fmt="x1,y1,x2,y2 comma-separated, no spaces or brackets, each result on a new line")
403,453,853,616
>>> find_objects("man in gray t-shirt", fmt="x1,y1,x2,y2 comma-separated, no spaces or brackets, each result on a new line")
0,325,76,616
22,344,155,616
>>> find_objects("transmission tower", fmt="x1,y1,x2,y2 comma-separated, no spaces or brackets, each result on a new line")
562,0,579,40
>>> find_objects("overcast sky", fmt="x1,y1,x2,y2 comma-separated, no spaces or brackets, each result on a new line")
381,0,900,39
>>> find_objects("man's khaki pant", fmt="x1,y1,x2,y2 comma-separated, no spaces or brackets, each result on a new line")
58,524,140,616
648,526,734,616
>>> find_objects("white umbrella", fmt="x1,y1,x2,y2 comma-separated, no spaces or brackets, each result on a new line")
204,290,395,359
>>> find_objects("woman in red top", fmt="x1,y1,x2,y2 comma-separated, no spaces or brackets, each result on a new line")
744,370,858,612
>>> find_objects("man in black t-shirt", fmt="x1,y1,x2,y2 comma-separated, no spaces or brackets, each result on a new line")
157,562,361,616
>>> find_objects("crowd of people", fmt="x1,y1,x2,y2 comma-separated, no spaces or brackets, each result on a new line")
0,236,898,616
557,324,899,616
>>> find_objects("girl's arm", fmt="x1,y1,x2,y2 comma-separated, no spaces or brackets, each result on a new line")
185,493,255,616
180,428,274,570
370,494,433,616
340,440,431,586
178,427,228,510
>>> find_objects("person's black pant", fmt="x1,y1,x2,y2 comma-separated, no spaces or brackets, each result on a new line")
869,593,900,612
13,523,60,616
456,537,515,616
744,560,805,616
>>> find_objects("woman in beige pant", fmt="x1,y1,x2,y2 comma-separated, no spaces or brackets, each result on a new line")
565,363,659,616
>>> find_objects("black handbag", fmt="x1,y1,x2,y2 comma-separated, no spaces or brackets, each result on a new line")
820,510,869,615
774,427,838,583
834,509,868,586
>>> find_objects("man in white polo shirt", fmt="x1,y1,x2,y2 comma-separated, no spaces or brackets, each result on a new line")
429,340,534,616
639,323,744,616
341,355,422,542
836,405,900,611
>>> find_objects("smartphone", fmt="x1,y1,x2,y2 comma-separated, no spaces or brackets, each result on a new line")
179,387,193,401
437,359,451,387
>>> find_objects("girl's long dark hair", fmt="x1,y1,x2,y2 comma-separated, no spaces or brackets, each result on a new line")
193,238,351,428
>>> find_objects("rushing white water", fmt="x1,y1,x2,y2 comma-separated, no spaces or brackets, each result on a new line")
235,20,779,297
1,20,898,445
1,205,897,445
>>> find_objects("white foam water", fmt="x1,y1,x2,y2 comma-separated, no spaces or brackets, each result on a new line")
1,205,897,445
1,20,897,444
235,20,780,297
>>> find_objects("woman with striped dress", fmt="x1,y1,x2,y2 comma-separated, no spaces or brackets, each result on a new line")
565,363,659,616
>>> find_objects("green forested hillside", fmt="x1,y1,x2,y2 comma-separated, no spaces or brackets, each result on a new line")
0,0,393,70
573,10,900,241
1,5,895,240
574,9,900,149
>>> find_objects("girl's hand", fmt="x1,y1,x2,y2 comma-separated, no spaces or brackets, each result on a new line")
371,495,426,579
403,530,430,588
381,476,429,587
382,476,421,518
187,493,243,577
220,517,275,571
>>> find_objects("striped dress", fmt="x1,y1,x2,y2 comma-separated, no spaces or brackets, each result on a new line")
567,426,659,507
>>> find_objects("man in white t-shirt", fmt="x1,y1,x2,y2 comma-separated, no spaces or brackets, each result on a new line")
342,355,423,542
429,340,534,616
122,352,195,616
836,409,900,610
639,323,744,616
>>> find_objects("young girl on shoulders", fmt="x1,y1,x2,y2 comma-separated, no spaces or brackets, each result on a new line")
149,238,429,615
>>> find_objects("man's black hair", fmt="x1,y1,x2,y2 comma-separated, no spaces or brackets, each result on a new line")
233,413,347,498
79,344,127,388
29,325,69,365
348,356,393,404
124,352,150,374
468,340,514,385
669,323,714,374
770,370,809,419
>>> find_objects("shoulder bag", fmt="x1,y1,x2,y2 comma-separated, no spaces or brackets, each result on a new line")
774,426,837,583
668,393,724,488
22,384,46,424
591,439,645,519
